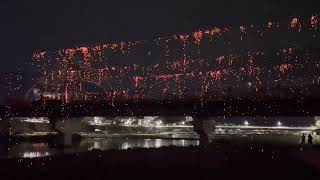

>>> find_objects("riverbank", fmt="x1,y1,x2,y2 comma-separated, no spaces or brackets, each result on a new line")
1,142,320,180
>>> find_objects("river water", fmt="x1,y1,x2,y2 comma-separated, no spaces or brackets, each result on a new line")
2,138,199,159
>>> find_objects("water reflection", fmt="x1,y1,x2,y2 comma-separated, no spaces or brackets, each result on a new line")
8,143,55,159
21,151,51,158
3,138,199,159
80,138,199,151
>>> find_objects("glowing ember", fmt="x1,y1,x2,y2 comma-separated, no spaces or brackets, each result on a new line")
311,15,318,30
193,30,203,44
179,34,189,43
240,25,246,33
290,17,302,32
28,14,320,103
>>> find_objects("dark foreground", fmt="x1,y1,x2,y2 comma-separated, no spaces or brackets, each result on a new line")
1,143,320,180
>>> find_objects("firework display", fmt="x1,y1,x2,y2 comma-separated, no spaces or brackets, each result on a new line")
31,16,320,103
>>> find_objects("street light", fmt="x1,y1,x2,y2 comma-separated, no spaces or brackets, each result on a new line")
277,121,282,126
244,121,249,126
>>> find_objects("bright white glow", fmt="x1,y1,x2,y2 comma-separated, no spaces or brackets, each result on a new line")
94,117,102,124
93,142,101,149
316,120,320,127
244,121,249,126
185,116,193,122
22,117,50,124
121,142,130,149
155,120,163,126
181,139,185,146
123,118,133,126
22,152,51,158
180,121,186,125
277,121,282,126
155,139,162,148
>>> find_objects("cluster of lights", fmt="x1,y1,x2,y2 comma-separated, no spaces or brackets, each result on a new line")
18,117,50,124
29,15,320,104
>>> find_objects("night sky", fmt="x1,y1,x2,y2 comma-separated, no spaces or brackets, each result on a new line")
0,0,319,101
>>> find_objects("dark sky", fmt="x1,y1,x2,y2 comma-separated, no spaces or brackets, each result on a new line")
1,0,319,73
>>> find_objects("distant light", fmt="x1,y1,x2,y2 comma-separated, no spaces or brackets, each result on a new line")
244,121,249,126
185,116,193,122
181,121,186,125
277,121,282,126
93,117,103,124
155,120,163,126
22,117,50,124
22,152,51,158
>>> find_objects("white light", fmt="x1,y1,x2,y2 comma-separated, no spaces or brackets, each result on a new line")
277,121,282,126
244,121,249,126
22,152,51,158
93,117,103,125
156,120,163,126
185,116,193,122
23,117,50,124
155,139,162,148
121,142,130,149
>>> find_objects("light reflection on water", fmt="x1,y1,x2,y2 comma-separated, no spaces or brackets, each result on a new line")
21,151,52,158
81,138,199,151
3,138,199,159
7,143,55,159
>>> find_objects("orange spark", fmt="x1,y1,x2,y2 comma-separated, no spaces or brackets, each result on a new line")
111,43,118,50
240,25,246,33
120,41,126,53
216,56,225,64
290,17,302,32
79,47,91,64
33,52,46,61
92,45,103,56
204,27,221,38
179,34,189,43
311,15,318,30
133,76,144,88
278,64,292,73
193,30,203,44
